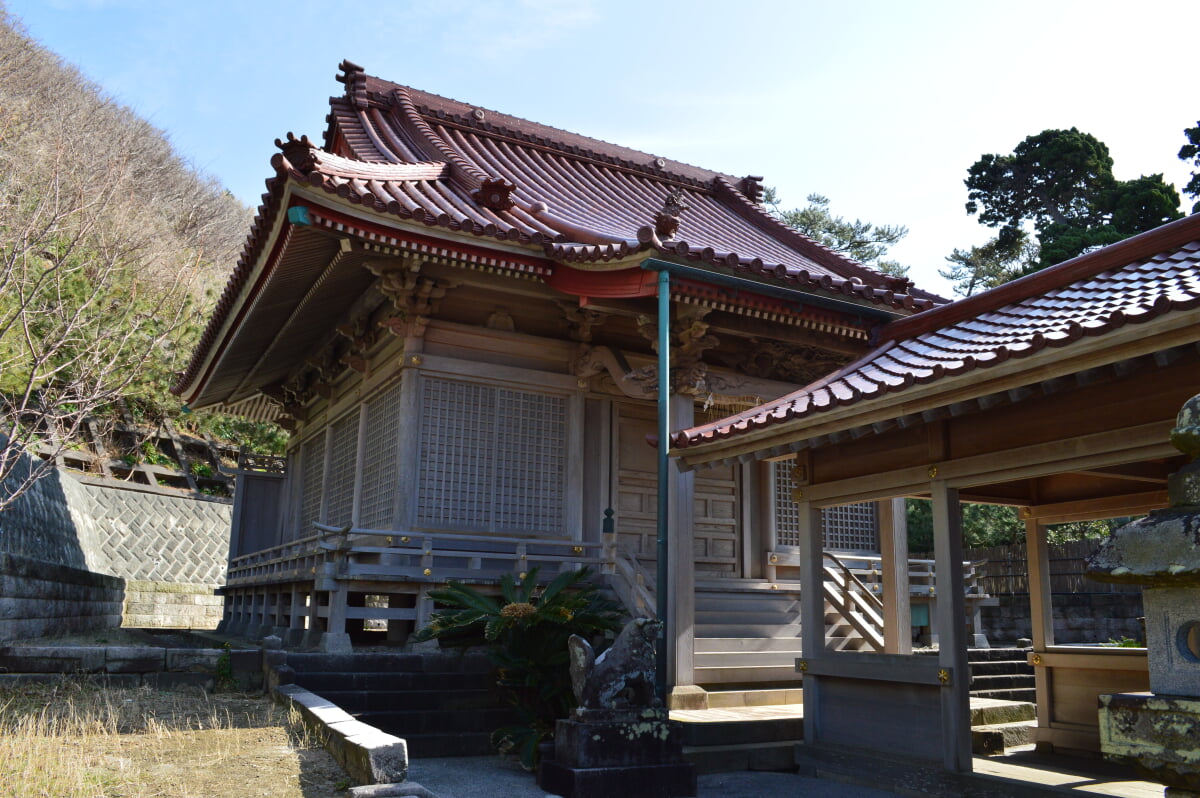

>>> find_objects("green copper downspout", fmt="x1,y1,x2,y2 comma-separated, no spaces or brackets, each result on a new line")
654,267,670,703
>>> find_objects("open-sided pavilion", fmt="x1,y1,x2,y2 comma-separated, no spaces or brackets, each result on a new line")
673,213,1200,771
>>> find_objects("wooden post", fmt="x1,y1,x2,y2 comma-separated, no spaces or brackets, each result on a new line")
667,393,696,696
1025,516,1054,743
932,481,971,772
796,498,825,744
878,497,912,654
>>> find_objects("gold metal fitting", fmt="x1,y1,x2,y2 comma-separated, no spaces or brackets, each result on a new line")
409,355,423,366
400,536,410,543
310,567,316,574
797,659,808,672
386,536,393,545
1031,653,1042,666
928,465,938,478
770,584,779,590
791,488,804,501
577,378,589,389
769,554,779,564
572,546,583,554
519,571,527,579
937,668,950,684
520,553,527,560
422,568,432,576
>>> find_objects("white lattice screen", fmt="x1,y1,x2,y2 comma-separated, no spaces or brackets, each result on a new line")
359,377,403,529
772,462,879,552
416,377,566,534
298,436,325,536
325,412,359,526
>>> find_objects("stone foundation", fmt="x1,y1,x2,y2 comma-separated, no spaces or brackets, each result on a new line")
121,580,223,629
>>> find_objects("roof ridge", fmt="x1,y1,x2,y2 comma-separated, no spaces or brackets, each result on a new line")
357,71,734,189
712,177,907,291
881,213,1200,344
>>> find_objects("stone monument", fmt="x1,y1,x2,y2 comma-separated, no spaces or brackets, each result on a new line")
537,618,696,798
1088,393,1200,795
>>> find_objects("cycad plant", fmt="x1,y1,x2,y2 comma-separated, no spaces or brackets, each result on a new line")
411,567,622,768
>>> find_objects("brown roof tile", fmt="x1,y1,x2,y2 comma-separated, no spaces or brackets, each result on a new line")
675,215,1200,451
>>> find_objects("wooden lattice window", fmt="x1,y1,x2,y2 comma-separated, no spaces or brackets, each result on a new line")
416,377,567,535
324,411,359,526
359,377,403,529
772,462,879,552
298,436,325,536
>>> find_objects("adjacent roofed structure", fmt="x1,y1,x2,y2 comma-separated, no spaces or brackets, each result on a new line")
673,213,1200,773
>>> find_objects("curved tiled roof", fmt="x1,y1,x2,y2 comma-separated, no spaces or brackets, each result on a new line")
314,61,934,308
674,214,1200,450
174,61,938,400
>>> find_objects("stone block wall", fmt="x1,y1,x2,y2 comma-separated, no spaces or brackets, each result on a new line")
981,592,1144,645
1,440,232,641
0,552,124,642
122,580,224,630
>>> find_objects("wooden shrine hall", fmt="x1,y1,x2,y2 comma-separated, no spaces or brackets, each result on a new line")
174,61,944,698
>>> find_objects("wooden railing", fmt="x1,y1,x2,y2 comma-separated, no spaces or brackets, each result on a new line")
821,552,886,651
227,523,604,588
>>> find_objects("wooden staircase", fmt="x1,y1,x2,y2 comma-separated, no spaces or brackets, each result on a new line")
694,583,804,686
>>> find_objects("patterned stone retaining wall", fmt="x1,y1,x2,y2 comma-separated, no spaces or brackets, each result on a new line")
1,442,231,640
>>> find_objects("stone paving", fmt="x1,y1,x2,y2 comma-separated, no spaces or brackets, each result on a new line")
404,756,903,798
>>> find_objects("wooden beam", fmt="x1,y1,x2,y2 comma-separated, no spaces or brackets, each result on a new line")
1022,490,1169,524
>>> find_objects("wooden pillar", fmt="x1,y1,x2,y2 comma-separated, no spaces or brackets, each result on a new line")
1024,517,1054,649
796,498,825,744
393,353,423,530
931,481,971,772
667,393,696,694
878,497,912,655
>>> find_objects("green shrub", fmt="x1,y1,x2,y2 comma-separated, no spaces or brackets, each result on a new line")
411,567,623,769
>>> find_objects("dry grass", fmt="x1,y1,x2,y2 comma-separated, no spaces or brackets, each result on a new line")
0,680,351,797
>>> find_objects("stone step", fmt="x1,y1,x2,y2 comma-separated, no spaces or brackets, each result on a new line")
695,637,802,653
682,741,795,774
356,707,515,735
695,594,799,611
674,713,804,748
310,688,500,712
966,647,1032,662
283,651,494,673
969,673,1037,692
968,697,1036,726
705,688,803,708
399,731,496,758
694,650,802,668
973,687,1038,704
971,720,1037,755
294,670,494,692
969,659,1035,676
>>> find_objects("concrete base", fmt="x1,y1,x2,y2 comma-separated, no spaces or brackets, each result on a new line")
539,761,696,798
320,632,354,654
668,685,708,710
537,709,696,797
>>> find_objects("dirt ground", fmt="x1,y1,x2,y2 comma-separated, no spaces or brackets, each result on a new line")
0,680,351,797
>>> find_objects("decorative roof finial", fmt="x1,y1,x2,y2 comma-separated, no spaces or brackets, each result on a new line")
274,132,318,173
740,176,765,204
335,59,369,110
655,189,690,241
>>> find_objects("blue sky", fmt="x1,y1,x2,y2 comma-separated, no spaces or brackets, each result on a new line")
6,0,1197,296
